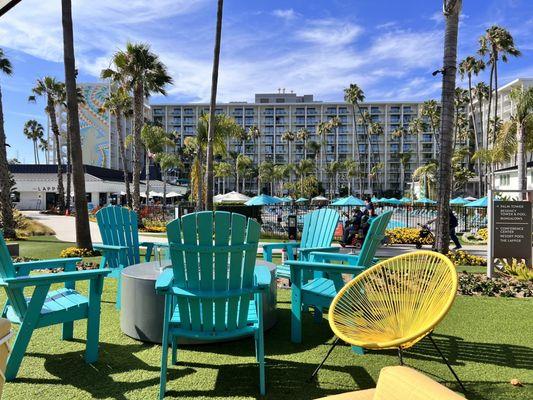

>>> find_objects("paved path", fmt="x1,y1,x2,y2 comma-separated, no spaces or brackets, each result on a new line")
23,211,487,257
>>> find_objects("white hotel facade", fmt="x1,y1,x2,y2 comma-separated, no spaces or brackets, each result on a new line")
152,91,441,196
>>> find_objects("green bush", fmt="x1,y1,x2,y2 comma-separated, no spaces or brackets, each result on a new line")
499,258,533,282
59,247,100,258
458,272,532,297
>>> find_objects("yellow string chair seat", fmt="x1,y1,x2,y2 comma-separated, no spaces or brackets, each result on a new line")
314,251,465,393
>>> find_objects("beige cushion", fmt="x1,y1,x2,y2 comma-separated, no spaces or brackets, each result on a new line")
374,366,465,400
0,319,10,339
316,389,376,400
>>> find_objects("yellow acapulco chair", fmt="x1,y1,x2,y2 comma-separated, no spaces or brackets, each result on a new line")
312,251,465,393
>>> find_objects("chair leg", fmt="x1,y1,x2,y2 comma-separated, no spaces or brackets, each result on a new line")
5,285,48,381
115,269,122,310
159,296,171,400
86,277,103,364
171,336,177,365
291,276,302,343
309,337,340,382
428,335,466,393
62,321,74,340
313,307,322,323
398,348,404,365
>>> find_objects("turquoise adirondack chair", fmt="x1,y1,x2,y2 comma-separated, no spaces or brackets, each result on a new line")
263,208,340,279
95,205,167,308
155,211,270,398
286,211,393,343
0,232,110,381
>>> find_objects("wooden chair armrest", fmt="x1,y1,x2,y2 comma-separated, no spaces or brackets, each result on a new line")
0,269,111,289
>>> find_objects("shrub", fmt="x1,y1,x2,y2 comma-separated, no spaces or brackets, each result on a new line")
447,250,486,267
59,247,100,258
477,228,488,241
140,218,167,233
499,258,533,282
385,227,433,245
458,272,532,297
461,228,487,244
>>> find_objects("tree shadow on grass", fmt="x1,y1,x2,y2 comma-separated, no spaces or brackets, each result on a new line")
15,341,194,400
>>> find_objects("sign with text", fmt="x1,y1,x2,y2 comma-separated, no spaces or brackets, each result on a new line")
493,201,532,262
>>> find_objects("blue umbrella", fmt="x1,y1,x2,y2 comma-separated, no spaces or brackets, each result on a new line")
245,194,283,206
331,195,366,206
450,197,469,205
465,196,489,207
295,197,308,203
415,197,437,204
279,196,293,203
382,198,402,205
399,197,412,204
371,196,379,203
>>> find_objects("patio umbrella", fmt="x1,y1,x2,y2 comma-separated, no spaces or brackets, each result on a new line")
415,197,437,204
245,194,283,206
165,191,182,198
450,197,469,205
464,196,477,201
279,196,293,203
377,197,388,203
383,198,402,205
214,191,250,204
465,196,489,207
371,196,379,203
399,197,412,204
149,191,163,198
331,195,365,206
311,195,329,203
295,197,308,203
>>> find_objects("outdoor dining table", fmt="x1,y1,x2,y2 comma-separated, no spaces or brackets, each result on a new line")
120,259,278,344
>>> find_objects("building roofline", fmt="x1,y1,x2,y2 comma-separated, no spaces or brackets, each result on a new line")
151,100,426,107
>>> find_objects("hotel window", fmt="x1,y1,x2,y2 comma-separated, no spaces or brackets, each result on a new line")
500,174,510,186
371,106,380,114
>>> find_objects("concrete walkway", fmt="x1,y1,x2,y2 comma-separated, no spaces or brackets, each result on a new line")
23,211,487,257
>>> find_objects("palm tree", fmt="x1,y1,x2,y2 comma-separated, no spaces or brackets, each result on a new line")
38,138,48,163
0,48,15,239
294,159,314,192
141,124,174,202
99,88,133,207
23,120,45,164
435,0,461,253
258,161,273,194
316,121,330,181
236,154,253,193
358,111,373,193
102,43,172,215
344,158,359,195
282,130,295,165
29,77,66,212
214,161,232,193
398,151,412,194
344,84,365,168
248,125,262,193
205,0,225,211
154,152,183,212
421,100,441,159
61,0,92,248
505,87,533,198
413,160,438,199
368,121,383,189
408,117,426,169
325,161,340,198
272,165,285,197
478,26,521,149
296,128,310,158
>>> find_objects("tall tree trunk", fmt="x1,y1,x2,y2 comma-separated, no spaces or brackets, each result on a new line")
65,129,71,211
205,0,223,211
132,82,143,215
145,151,150,204
0,85,16,239
48,101,65,212
116,111,131,208
196,151,203,210
517,122,526,199
435,0,461,253
467,73,482,196
61,0,92,248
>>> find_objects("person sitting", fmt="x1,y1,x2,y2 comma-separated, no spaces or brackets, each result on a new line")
341,208,363,246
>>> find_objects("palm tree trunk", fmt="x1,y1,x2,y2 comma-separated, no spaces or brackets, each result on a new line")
65,129,71,211
0,85,15,239
435,0,461,253
163,170,168,213
145,151,150,204
48,103,66,213
205,0,224,211
132,82,144,215
517,122,526,199
61,0,92,248
116,112,131,207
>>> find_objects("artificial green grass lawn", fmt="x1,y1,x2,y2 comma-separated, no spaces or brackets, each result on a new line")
3,237,532,399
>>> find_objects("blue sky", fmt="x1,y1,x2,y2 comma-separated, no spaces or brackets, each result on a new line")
0,0,532,162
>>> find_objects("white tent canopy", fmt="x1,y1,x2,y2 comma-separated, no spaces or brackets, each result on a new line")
213,191,250,204
165,191,182,198
311,195,329,203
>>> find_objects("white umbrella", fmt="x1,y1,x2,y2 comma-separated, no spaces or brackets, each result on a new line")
165,191,182,198
464,196,477,201
150,191,163,198
214,191,250,204
311,195,329,203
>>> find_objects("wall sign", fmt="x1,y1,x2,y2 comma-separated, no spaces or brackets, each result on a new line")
493,201,532,263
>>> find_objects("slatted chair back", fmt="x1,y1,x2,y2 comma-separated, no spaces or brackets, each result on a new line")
166,211,260,334
0,233,27,320
96,206,140,267
300,208,339,251
357,211,393,267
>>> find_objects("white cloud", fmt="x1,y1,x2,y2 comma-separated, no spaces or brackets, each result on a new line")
296,19,362,47
272,9,298,20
